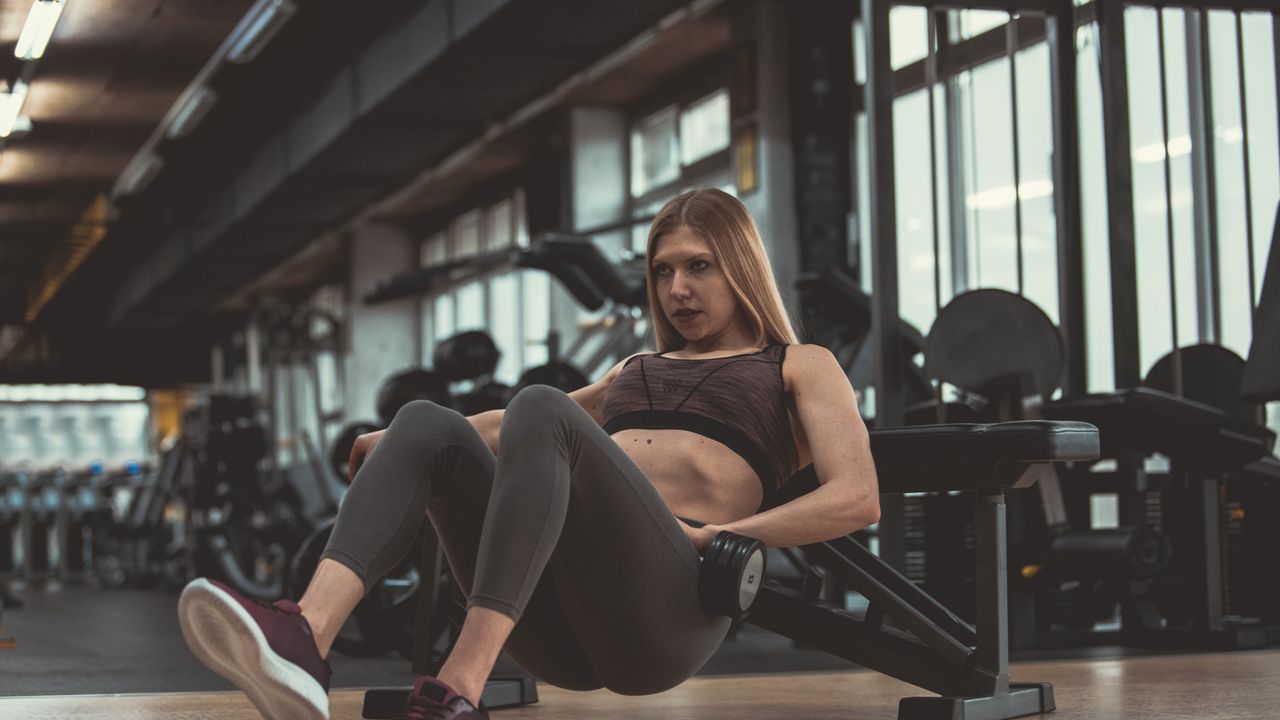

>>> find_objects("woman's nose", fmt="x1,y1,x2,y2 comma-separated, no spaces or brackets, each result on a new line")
669,272,692,297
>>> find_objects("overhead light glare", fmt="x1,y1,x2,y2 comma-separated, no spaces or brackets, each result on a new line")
15,0,66,61
1,81,31,138
226,0,298,65
165,86,219,139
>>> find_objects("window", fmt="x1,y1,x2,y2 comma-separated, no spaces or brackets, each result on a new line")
419,190,543,386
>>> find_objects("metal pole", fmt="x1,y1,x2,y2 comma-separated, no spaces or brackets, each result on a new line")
1157,9,1184,396
1008,13,1025,295
928,10,943,314
1186,9,1218,344
863,0,906,574
1235,10,1258,310
940,11,971,296
864,0,904,428
1200,10,1224,343
1098,0,1142,388
1049,0,1086,396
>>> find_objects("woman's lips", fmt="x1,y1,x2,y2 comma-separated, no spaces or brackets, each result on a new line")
673,310,701,324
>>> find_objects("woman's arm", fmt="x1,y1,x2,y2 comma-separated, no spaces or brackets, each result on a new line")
694,344,879,550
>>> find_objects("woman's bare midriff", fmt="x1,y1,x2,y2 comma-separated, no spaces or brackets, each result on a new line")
610,428,764,524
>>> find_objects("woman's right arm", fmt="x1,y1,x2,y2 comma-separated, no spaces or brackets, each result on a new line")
347,353,645,480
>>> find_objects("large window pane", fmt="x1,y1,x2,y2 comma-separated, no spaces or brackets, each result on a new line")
890,6,929,70
1208,10,1252,359
456,281,485,330
1078,22,1116,392
949,9,1009,44
1242,12,1280,305
680,90,730,166
1015,41,1059,324
958,58,1019,293
522,270,550,370
631,106,680,197
1127,6,1176,374
489,273,520,384
894,89,937,332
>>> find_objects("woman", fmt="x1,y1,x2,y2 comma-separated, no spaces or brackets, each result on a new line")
177,188,880,720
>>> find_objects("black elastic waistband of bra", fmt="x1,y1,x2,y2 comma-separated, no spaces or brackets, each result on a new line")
603,410,775,498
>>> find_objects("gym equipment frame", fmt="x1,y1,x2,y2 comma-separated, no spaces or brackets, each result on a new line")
363,419,1099,720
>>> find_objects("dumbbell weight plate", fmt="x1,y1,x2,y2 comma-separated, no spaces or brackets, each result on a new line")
699,531,766,620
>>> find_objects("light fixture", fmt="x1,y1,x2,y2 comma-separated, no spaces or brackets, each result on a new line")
165,86,219,140
1,81,30,138
14,0,66,61
116,153,165,196
226,0,297,65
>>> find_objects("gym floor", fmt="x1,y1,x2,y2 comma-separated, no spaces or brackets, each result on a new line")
3,584,1276,718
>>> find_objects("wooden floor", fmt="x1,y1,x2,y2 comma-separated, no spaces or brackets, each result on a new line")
2,649,1277,719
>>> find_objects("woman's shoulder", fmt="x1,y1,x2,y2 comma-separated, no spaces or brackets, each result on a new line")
779,343,841,391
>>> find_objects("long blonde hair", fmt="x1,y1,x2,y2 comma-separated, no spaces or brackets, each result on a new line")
645,189,799,352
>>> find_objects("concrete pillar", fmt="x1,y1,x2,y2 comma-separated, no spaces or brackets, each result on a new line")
733,0,802,315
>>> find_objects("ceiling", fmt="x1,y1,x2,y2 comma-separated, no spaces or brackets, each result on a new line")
0,0,730,384
0,0,255,323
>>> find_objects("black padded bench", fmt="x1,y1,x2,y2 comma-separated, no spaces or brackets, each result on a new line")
365,420,1099,720
750,420,1097,720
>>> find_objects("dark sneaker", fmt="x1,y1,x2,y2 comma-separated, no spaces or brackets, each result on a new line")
399,675,489,720
178,578,331,720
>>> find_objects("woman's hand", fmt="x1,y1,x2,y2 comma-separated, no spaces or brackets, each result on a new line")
676,519,722,555
348,429,387,482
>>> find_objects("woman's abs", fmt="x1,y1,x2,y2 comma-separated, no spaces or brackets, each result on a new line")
610,429,763,524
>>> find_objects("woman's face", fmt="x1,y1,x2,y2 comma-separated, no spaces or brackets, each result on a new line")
651,225,751,348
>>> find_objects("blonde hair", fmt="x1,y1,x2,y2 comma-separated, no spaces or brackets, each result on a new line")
645,188,799,352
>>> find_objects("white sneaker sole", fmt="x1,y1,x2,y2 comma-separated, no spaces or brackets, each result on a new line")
178,578,330,720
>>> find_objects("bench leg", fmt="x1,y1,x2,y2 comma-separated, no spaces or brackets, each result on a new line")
898,682,1055,720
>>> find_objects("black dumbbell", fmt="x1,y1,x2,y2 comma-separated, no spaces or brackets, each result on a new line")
699,531,766,620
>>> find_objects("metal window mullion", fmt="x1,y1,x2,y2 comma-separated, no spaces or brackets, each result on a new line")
1008,14,1025,295
928,10,943,314
1186,9,1216,345
1157,8,1183,395
939,11,970,296
1235,10,1258,311
1098,0,1143,389
1198,10,1223,344
1048,0,1086,397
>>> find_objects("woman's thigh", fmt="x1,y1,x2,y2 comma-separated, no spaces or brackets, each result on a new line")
496,386,732,695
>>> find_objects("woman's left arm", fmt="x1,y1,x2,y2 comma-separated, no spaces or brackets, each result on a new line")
693,344,880,550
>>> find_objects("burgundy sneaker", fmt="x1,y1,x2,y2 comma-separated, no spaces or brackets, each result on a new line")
398,675,489,720
178,578,332,720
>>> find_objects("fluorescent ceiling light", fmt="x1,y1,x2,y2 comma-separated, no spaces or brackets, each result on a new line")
165,86,219,139
226,0,297,64
15,0,66,61
1,81,30,138
116,153,165,196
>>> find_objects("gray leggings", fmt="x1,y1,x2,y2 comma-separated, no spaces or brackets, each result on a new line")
320,385,731,694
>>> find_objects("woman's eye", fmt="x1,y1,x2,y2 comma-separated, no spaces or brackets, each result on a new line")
653,265,670,276
691,260,709,271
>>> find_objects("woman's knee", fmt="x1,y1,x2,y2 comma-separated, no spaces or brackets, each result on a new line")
387,399,467,437
505,384,575,418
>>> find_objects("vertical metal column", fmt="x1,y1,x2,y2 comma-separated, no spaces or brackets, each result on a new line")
1008,14,1025,295
1157,9,1184,396
1235,11,1258,310
1098,0,1142,388
974,491,1010,692
928,10,943,314
1049,0,1086,397
863,0,906,572
1187,9,1219,344
940,11,971,296
864,0,904,428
